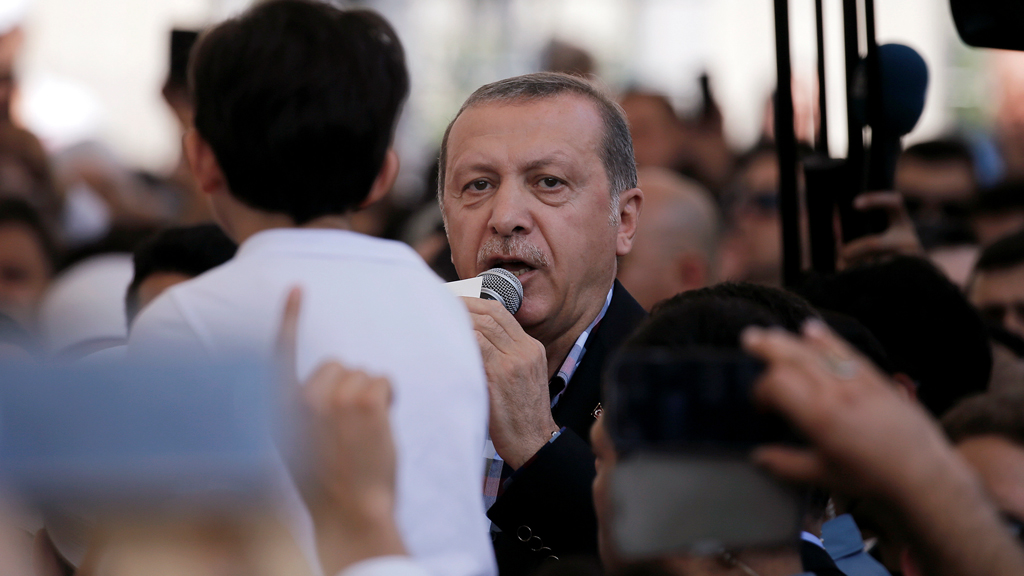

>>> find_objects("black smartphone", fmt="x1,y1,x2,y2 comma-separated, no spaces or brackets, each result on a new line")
604,348,803,558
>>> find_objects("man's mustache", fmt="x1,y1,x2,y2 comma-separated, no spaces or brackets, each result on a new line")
476,236,550,270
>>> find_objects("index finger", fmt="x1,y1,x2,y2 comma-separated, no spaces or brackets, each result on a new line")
741,326,832,418
854,191,909,222
461,296,526,340
276,286,303,387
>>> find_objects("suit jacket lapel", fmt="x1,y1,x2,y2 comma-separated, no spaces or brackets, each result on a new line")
552,280,647,441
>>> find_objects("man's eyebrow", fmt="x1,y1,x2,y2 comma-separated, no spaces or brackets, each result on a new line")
449,162,498,176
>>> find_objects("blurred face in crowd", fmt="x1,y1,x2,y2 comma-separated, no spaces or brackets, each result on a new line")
896,157,974,221
969,264,1024,339
0,221,51,326
442,94,640,342
720,152,782,286
955,435,1024,527
620,93,682,169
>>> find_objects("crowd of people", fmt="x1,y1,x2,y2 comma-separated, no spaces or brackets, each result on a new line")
0,1,1023,576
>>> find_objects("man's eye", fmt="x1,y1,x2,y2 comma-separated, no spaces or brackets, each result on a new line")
539,177,562,188
470,180,490,191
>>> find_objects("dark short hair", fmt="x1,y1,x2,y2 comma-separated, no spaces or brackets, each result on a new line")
621,283,828,518
681,282,820,332
437,72,636,205
819,310,894,375
0,197,58,272
799,256,992,417
628,282,817,351
974,228,1024,272
943,391,1024,447
189,0,409,224
126,224,237,323
901,138,975,171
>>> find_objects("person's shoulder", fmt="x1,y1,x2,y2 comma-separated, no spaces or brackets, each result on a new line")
602,281,648,335
126,264,242,357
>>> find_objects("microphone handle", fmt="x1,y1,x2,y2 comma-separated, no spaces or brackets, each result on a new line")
867,128,901,191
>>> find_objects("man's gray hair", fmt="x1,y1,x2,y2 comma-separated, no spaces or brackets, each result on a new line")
437,72,637,209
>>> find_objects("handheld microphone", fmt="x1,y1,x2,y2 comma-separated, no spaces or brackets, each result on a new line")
867,43,928,191
476,268,524,315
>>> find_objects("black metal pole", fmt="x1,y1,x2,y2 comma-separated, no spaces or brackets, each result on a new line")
843,0,864,183
864,0,878,54
815,0,829,156
774,0,801,288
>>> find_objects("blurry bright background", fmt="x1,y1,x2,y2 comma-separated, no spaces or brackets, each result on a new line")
8,0,993,191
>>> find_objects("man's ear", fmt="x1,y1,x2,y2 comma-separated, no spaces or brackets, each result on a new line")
615,187,643,257
184,128,227,195
360,148,400,209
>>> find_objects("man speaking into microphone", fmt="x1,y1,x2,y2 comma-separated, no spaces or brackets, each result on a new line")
439,72,647,574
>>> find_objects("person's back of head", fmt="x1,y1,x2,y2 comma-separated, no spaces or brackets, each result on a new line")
602,283,820,576
800,256,992,417
617,168,721,310
189,0,409,225
126,224,237,324
624,285,791,352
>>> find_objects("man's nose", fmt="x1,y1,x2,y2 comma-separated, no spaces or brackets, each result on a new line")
487,183,532,237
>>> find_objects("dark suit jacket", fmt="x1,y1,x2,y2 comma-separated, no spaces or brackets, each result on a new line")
800,540,848,576
487,281,647,576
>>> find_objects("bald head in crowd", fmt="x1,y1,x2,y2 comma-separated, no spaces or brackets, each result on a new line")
617,167,720,310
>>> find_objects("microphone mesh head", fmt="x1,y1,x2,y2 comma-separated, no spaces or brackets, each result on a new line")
477,268,524,315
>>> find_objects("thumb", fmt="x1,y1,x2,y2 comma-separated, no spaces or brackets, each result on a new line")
752,445,827,485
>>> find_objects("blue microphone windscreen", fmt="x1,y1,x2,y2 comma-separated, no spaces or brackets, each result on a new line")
877,43,929,135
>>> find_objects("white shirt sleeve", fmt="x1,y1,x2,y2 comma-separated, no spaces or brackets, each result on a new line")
336,556,432,576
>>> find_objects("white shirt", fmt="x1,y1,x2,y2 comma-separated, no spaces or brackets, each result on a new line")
339,556,432,576
129,228,496,576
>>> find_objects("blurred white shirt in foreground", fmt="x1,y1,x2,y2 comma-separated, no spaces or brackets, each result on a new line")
128,228,495,576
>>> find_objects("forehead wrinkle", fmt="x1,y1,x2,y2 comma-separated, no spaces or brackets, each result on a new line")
521,153,581,174
444,95,609,200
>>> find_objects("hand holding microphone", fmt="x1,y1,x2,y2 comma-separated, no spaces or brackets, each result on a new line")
456,269,559,469
840,44,928,257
